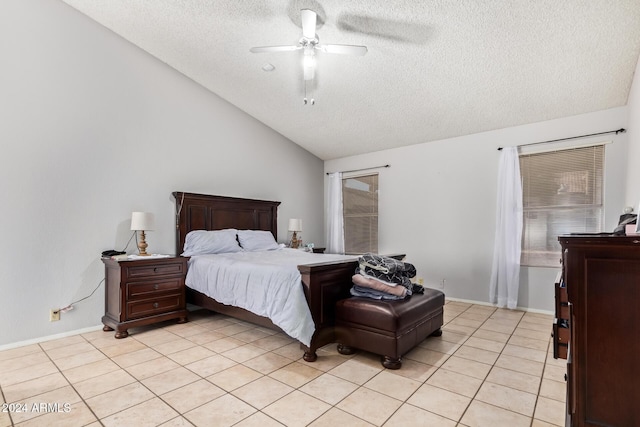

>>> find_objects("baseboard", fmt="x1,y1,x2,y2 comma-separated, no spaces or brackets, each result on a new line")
445,296,554,316
0,324,104,352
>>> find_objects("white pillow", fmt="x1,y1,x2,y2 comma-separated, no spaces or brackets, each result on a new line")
237,230,280,251
181,229,242,256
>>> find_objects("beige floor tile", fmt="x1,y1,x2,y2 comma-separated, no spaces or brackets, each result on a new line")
0,361,59,387
111,347,163,368
534,396,566,426
185,354,237,377
271,342,307,362
308,407,374,427
539,378,566,402
61,358,120,384
485,366,541,394
442,324,477,336
407,383,471,421
460,400,531,427
0,345,41,362
99,339,148,358
479,320,517,335
152,338,197,355
502,344,547,363
44,342,95,360
508,334,550,351
384,403,457,427
132,330,181,347
299,373,359,405
543,364,566,383
454,345,500,365
52,349,107,371
101,397,179,427
13,401,97,427
426,368,483,398
186,330,227,346
161,379,226,413
243,351,293,375
232,328,273,343
167,345,216,365
2,372,69,402
264,390,332,426
216,323,254,336
389,359,437,382
458,311,492,322
207,364,263,392
141,366,201,395
85,381,154,419
163,323,209,338
404,347,450,367
471,329,511,343
327,358,381,385
269,361,323,388
336,387,401,426
184,393,256,427
439,356,491,380
9,385,82,424
232,376,294,409
464,336,507,353
158,416,195,427
221,344,269,363
234,411,287,427
251,334,296,351
417,338,460,354
39,335,87,351
449,317,484,329
363,370,422,401
474,382,537,416
518,320,553,332
126,356,180,380
0,351,49,372
512,327,553,342
73,369,136,399
494,354,544,377
531,418,562,427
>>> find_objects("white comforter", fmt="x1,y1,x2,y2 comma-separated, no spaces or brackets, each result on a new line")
185,248,356,347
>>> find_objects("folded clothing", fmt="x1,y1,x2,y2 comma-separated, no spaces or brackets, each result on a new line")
352,274,407,297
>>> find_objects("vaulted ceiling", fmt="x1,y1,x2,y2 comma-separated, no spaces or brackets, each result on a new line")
60,0,640,160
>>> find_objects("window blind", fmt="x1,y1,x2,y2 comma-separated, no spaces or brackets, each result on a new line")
342,174,379,254
520,145,604,267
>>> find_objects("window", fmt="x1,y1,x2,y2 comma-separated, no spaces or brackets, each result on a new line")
342,174,378,254
520,145,604,267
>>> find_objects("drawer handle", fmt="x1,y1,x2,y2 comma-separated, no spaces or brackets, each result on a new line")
153,267,158,273
153,302,159,309
154,284,159,290
564,373,568,381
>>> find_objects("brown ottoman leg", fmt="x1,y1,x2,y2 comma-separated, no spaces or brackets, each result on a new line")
337,343,356,355
382,356,402,370
430,328,443,337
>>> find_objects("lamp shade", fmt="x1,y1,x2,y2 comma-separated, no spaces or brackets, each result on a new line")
288,218,302,232
130,212,155,231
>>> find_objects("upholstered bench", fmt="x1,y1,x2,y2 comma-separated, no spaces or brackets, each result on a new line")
334,288,445,369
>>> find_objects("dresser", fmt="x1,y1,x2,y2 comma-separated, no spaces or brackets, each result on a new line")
102,256,188,338
558,235,640,427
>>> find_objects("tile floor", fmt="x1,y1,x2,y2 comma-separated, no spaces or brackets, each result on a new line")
0,301,567,427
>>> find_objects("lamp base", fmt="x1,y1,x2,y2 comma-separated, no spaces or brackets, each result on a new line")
137,231,150,255
291,231,300,249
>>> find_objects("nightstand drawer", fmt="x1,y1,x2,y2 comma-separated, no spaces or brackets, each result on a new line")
126,294,183,320
125,261,185,279
126,278,183,299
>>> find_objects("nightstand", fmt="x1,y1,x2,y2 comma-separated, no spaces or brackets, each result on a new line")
101,256,188,338
312,247,326,253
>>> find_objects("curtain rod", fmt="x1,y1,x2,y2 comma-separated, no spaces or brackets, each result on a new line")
497,128,626,151
326,164,390,175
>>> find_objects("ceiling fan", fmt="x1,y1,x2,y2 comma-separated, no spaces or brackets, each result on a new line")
250,9,367,104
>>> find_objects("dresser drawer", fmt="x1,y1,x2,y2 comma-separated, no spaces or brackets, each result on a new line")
126,278,183,299
125,261,185,279
126,294,183,320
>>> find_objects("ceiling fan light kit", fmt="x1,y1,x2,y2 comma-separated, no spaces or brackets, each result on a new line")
250,9,367,104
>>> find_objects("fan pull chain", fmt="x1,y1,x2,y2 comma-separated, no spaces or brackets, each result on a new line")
303,80,315,106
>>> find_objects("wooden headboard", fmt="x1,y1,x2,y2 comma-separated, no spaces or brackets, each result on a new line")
173,192,281,255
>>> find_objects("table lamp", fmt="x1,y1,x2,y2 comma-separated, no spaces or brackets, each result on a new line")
131,212,155,256
288,218,302,249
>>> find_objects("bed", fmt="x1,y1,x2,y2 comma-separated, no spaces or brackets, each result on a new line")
173,191,363,362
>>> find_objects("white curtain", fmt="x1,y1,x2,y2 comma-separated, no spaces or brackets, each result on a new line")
489,147,523,309
326,172,345,254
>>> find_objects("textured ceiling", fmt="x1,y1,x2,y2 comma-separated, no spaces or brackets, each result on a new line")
60,0,640,160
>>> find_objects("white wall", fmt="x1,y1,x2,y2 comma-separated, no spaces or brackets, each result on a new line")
0,0,324,348
325,107,629,312
626,55,640,207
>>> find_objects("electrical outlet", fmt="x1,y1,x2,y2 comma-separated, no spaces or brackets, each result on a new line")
50,309,60,322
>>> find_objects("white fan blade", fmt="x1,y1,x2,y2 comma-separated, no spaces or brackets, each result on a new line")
316,44,368,56
301,9,317,39
250,45,301,53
